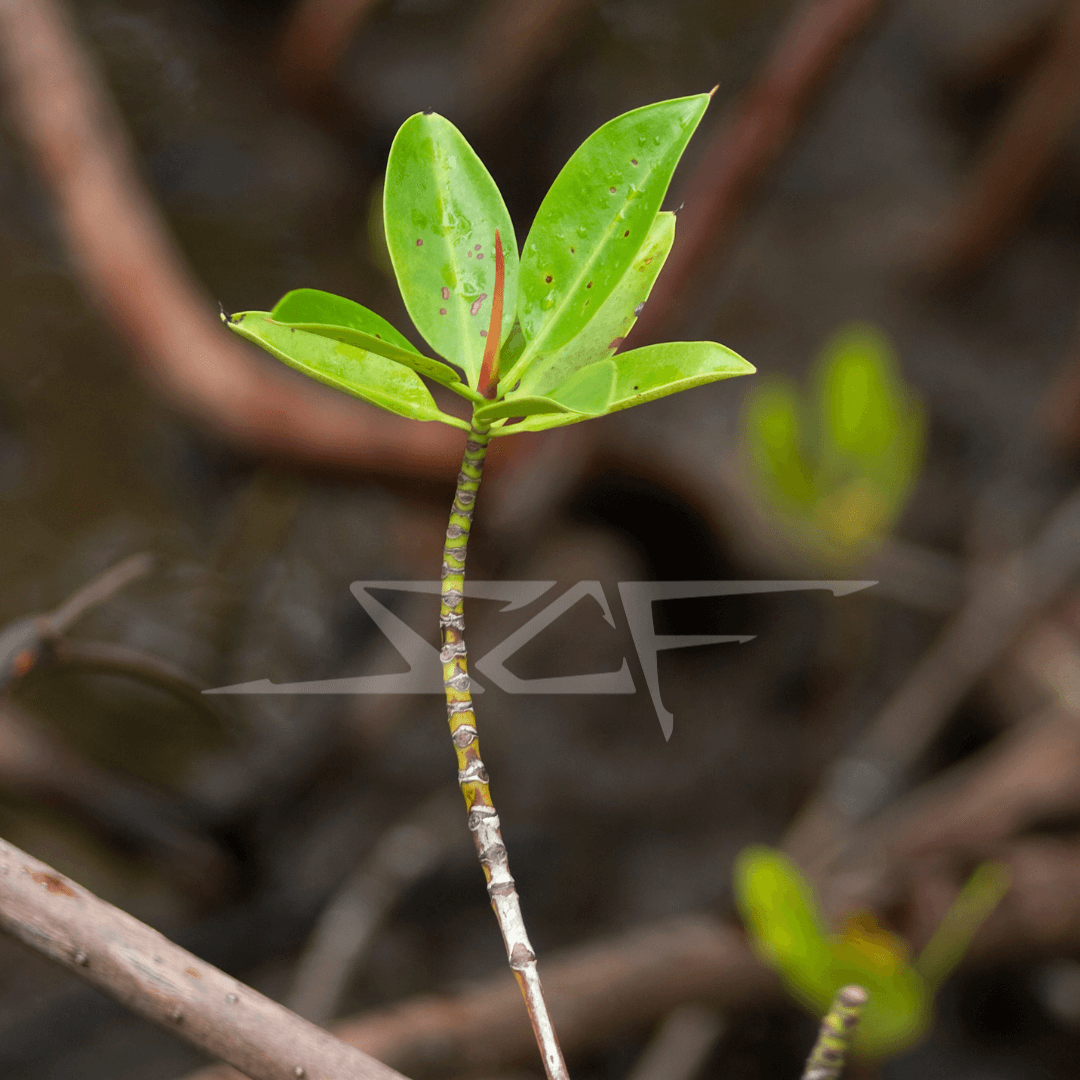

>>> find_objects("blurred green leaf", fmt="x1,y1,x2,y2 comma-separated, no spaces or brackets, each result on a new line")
384,113,518,388
740,323,924,560
735,847,1008,1060
225,312,469,429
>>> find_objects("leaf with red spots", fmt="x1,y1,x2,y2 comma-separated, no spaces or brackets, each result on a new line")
505,94,710,389
225,312,469,429
384,113,518,389
508,212,675,398
269,289,479,400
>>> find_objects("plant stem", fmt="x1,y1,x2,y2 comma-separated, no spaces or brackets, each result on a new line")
801,985,867,1080
440,418,569,1080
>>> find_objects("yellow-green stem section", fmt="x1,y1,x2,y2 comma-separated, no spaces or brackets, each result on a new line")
802,985,867,1080
440,421,494,816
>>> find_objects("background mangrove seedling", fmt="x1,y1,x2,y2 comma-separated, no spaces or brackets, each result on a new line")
735,846,1011,1061
741,324,924,566
223,94,753,1080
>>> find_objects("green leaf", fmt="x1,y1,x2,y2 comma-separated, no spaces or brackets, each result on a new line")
473,396,573,424
493,341,753,435
734,847,835,1008
384,113,518,388
270,289,479,399
511,211,676,398
507,94,710,384
225,312,469,429
743,378,818,510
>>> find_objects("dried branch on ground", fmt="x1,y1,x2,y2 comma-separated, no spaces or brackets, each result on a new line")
0,834,409,1080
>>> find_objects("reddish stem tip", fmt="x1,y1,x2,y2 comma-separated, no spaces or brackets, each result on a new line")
478,230,504,400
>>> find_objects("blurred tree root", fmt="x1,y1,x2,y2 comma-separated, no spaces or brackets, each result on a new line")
0,0,466,481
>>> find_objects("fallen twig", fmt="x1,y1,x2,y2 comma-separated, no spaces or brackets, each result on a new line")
632,0,884,345
0,0,464,479
0,833,410,1080
175,828,1080,1080
0,552,153,688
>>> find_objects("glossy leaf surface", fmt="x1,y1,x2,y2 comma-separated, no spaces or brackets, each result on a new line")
494,341,753,435
270,289,477,397
226,312,469,428
508,95,710,383
475,360,616,424
511,212,675,398
384,113,518,388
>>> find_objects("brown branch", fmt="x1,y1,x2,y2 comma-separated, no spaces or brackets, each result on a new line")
0,0,464,481
928,0,1080,278
175,828,1080,1080
0,833,411,1080
181,916,774,1080
47,638,232,729
632,0,884,346
46,552,154,633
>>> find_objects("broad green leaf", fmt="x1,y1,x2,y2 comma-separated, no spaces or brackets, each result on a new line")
510,212,676,398
507,94,710,384
475,360,616,425
384,113,518,388
549,357,617,412
270,289,479,398
493,341,752,435
819,326,903,464
225,312,469,429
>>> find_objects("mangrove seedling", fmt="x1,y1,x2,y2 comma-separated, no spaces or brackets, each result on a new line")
742,324,924,565
223,93,754,1080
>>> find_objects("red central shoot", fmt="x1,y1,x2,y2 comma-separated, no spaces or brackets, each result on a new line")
477,229,504,400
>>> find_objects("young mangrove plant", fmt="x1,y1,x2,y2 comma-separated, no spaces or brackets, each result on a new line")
735,846,1010,1061
223,93,754,1079
742,324,924,566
